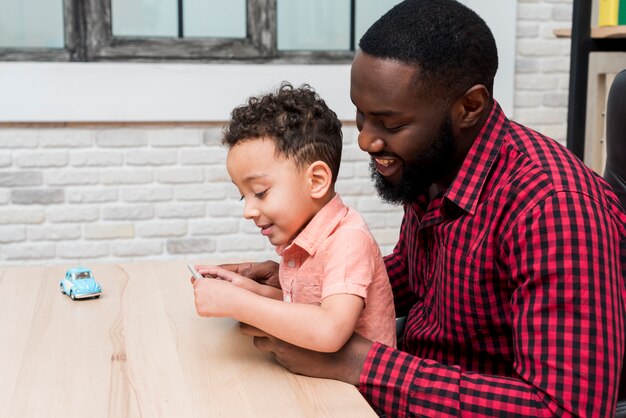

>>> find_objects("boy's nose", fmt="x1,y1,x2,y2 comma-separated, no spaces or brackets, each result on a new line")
242,201,259,220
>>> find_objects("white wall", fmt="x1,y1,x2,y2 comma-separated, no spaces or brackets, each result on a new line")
0,1,518,122
0,0,575,267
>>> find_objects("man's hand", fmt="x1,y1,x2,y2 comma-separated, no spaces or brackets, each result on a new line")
219,260,280,288
238,322,373,386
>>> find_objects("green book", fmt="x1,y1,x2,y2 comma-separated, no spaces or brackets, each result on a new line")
620,0,626,25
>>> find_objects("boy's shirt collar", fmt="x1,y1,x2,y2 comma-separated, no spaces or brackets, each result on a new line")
276,194,348,257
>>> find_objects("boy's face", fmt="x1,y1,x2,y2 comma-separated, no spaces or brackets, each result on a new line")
226,137,317,247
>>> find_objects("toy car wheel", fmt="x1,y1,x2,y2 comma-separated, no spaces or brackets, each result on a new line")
95,295,100,299
60,284,65,294
70,290,76,300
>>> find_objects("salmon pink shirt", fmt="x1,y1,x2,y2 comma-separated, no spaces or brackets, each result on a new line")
276,194,396,348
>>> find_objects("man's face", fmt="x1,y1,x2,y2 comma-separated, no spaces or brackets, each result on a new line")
350,51,458,205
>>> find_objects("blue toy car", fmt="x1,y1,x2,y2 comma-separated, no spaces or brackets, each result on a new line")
60,267,102,300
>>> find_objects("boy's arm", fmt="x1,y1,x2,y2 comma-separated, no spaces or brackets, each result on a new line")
192,278,364,352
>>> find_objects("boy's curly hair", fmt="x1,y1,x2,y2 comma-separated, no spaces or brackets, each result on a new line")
222,83,343,183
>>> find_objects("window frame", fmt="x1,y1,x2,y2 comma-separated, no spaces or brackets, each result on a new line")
0,0,355,63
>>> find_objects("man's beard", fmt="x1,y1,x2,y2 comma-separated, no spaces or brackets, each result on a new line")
370,116,456,206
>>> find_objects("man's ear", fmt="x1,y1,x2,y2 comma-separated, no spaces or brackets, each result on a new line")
306,161,333,199
452,84,490,130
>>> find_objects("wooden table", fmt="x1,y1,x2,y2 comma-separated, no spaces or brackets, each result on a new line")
0,261,377,418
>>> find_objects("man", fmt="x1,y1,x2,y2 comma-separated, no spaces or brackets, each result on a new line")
222,0,626,416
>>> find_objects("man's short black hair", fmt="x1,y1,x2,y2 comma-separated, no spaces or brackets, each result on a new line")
222,82,343,183
359,0,498,99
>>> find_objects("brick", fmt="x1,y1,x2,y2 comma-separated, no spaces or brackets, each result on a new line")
46,170,99,186
15,152,68,168
179,148,227,165
27,225,82,241
516,22,540,39
102,205,154,221
0,208,45,224
137,221,187,238
516,58,541,74
217,236,268,252
156,168,204,184
337,164,355,180
208,200,243,217
543,92,569,107
202,127,225,146
552,4,573,21
0,189,8,204
156,203,206,219
70,151,123,167
514,107,567,125
541,57,570,73
57,242,110,258
39,130,94,147
0,226,26,243
175,184,227,201
96,129,149,147
126,150,178,166
0,171,43,187
189,219,239,235
204,166,231,182
3,243,56,260
516,39,565,57
84,223,135,240
0,130,38,148
517,4,552,21
101,169,153,185
120,186,173,203
514,91,543,108
0,153,12,168
166,238,216,254
12,189,65,204
357,197,397,213
342,145,370,162
516,74,561,91
67,188,118,203
336,180,376,196
47,206,99,223
112,241,163,257
150,129,203,147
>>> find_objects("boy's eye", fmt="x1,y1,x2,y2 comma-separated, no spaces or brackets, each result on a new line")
254,190,268,199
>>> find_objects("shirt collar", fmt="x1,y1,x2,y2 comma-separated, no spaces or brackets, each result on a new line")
444,100,509,215
276,194,348,257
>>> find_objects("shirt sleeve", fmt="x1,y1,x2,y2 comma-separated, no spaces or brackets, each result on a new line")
360,191,625,417
384,207,418,318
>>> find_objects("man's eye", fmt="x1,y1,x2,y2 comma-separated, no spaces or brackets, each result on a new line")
384,124,404,132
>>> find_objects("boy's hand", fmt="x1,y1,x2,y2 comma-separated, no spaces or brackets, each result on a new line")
192,277,239,317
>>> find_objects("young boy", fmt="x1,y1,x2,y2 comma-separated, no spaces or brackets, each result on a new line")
191,83,396,351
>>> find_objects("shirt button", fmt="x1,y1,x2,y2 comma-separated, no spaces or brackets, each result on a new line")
287,260,296,268
284,294,292,303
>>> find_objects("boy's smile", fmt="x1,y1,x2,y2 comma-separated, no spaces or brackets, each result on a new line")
226,137,319,247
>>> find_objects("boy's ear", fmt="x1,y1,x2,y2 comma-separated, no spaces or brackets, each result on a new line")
306,161,333,199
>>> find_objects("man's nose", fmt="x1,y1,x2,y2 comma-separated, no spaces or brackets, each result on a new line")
357,126,385,154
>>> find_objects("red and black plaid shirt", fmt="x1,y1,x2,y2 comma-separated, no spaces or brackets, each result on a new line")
359,101,626,417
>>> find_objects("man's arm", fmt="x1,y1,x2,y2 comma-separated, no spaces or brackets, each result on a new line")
242,192,626,417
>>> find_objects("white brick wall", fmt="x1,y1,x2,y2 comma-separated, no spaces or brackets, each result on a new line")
0,0,574,267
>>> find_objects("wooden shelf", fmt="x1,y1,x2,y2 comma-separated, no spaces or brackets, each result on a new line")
554,26,626,39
